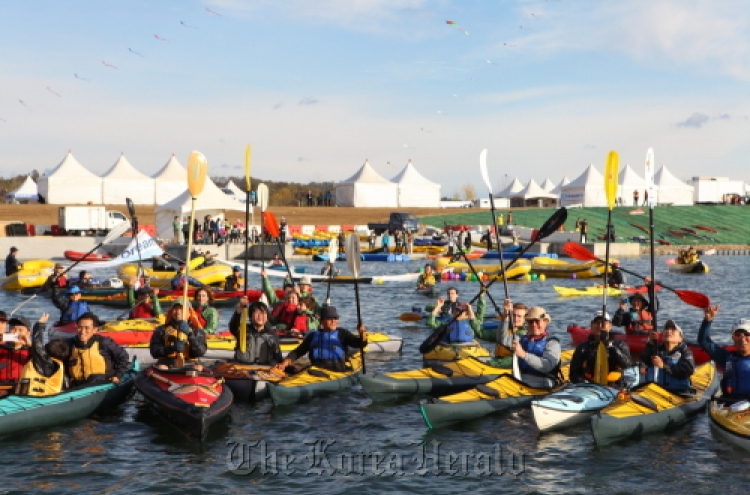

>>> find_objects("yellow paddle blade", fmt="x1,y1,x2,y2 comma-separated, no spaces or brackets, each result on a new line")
594,340,609,385
239,307,248,353
605,151,619,210
187,151,208,198
399,313,422,322
244,144,252,192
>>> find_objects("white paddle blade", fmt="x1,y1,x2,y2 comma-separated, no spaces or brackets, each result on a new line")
328,238,338,261
345,234,361,278
479,148,492,194
258,183,269,212
103,220,131,244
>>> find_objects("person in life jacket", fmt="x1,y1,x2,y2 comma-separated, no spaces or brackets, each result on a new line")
273,294,320,338
149,300,208,368
437,287,462,319
64,312,130,387
499,306,562,389
0,313,33,387
76,270,95,290
426,292,486,345
640,319,695,393
127,286,162,319
296,276,321,315
44,263,68,290
613,292,656,335
228,299,283,365
170,265,206,291
192,287,219,334
570,311,632,386
270,253,283,267
417,264,436,290
485,298,529,367
276,305,368,373
223,266,244,292
698,305,750,400
16,313,70,397
52,285,91,325
608,262,627,288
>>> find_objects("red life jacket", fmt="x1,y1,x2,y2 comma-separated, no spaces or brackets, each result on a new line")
0,345,31,382
626,308,654,335
193,305,208,328
291,313,309,333
272,302,297,328
57,276,68,288
130,302,155,319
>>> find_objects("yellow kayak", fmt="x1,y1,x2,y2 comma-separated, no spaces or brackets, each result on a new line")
554,285,623,297
532,257,612,279
268,354,362,406
117,257,232,287
1,260,55,290
423,340,491,363
439,259,532,281
709,399,750,452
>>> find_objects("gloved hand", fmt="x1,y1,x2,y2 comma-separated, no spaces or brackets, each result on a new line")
177,320,192,336
173,341,187,353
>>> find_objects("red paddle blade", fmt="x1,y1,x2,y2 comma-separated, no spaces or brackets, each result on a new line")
675,290,710,308
563,242,598,262
263,211,280,238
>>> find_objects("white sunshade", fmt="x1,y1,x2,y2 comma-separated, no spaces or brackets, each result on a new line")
37,151,102,204
560,164,607,207
655,165,694,205
152,155,187,204
7,176,38,201
335,160,398,207
390,160,441,207
101,154,155,205
497,178,524,198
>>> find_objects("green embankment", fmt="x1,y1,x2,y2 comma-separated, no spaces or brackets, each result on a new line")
418,205,750,245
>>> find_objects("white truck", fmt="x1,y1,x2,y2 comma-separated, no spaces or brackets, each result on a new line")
58,206,129,236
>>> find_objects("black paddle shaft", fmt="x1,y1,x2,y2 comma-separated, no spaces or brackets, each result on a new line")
126,198,144,282
458,251,502,315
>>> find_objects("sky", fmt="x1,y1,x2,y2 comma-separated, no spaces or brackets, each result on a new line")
1,0,749,196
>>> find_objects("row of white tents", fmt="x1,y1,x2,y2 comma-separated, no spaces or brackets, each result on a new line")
335,160,441,207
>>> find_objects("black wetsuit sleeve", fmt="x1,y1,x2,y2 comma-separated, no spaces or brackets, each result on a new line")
150,326,168,359
51,288,68,311
285,333,314,362
187,328,207,358
569,344,587,384
99,336,130,379
612,308,628,328
609,339,632,369
665,345,695,380
31,323,57,377
228,311,242,339
640,341,657,365
339,328,367,350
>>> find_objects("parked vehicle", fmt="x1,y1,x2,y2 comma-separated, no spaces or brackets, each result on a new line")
367,212,419,235
58,206,128,236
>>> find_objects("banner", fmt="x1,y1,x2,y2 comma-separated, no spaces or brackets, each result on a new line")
72,231,164,272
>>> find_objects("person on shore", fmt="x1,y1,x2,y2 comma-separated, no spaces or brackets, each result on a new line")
279,217,287,243
0,314,33,386
52,285,91,325
338,231,346,255
381,231,391,253
65,312,130,387
5,247,19,277
498,307,562,388
150,300,207,368
224,266,245,291
172,215,181,244
228,299,283,365
16,314,70,397
640,319,694,392
427,293,486,345
417,264,436,290
192,287,219,335
128,285,162,319
643,190,649,206
569,311,632,386
486,299,528,367
368,231,376,251
580,219,588,243
45,263,68,289
275,306,368,373
447,232,456,256
464,231,472,252
613,291,655,335
698,305,750,400
633,190,639,206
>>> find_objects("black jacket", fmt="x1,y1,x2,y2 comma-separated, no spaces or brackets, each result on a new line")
228,312,283,365
640,340,695,381
569,334,632,384
5,253,19,276
150,319,207,366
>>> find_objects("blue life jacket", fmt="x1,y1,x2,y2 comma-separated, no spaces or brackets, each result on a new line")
519,337,548,373
309,331,345,363
62,300,90,324
443,319,474,343
723,353,750,397
645,352,691,391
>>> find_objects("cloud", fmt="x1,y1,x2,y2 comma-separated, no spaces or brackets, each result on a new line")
297,156,310,162
677,112,710,128
298,97,319,105
272,102,284,110
716,113,731,120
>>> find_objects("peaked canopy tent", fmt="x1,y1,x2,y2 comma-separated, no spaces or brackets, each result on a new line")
655,165,694,205
155,177,245,240
618,164,649,206
335,160,398,207
6,175,39,203
37,152,103,204
550,176,570,196
510,179,558,208
540,178,555,193
560,164,607,207
101,154,155,205
153,155,187,205
391,160,441,207
496,178,524,199
225,180,245,200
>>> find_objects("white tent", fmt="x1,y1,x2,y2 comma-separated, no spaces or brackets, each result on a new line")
335,160,398,207
497,178,524,198
655,165,694,205
511,179,558,207
560,164,607,207
153,155,187,205
155,177,245,240
391,160,441,207
37,151,102,204
6,176,38,203
618,164,648,206
540,178,555,193
550,176,570,196
101,154,155,205
225,180,246,200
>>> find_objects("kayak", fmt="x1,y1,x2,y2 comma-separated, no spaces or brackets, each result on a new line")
590,362,718,446
531,257,611,279
695,225,718,233
667,261,709,274
267,354,362,406
532,383,618,433
1,259,56,291
553,285,662,297
78,288,275,309
245,264,420,285
708,399,750,452
118,258,232,288
134,366,233,439
359,357,510,402
566,325,727,366
416,286,440,298
422,340,491,363
211,362,286,402
63,250,112,262
436,259,533,281
0,361,138,437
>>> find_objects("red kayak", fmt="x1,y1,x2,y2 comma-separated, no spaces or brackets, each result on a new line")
630,223,649,234
566,325,733,367
64,250,112,262
695,225,718,233
669,230,685,238
681,227,697,234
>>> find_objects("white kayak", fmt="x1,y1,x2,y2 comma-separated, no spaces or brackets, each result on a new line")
531,383,618,433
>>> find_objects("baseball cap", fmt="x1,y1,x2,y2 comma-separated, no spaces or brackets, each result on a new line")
300,276,312,285
67,286,82,295
526,307,551,322
732,318,750,334
10,247,17,252
54,263,64,269
8,316,31,329
663,319,683,335
591,310,611,322
320,306,340,320
233,265,241,272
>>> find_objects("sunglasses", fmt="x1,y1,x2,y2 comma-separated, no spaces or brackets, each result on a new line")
733,330,750,338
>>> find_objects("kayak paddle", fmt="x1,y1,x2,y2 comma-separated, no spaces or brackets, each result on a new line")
240,145,252,354
563,242,710,308
479,148,508,298
644,147,658,338
263,210,295,286
126,197,145,289
346,233,366,374
325,238,338,305
258,183,269,272
602,151,618,318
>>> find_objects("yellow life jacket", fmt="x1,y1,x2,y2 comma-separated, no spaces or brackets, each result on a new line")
68,339,108,382
17,358,65,396
164,325,195,361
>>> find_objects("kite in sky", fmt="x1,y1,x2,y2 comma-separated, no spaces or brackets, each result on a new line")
205,7,222,16
129,48,144,57
180,20,197,28
154,34,168,41
102,60,118,69
46,87,62,97
74,73,89,81
18,100,31,111
0,118,6,122
446,20,469,35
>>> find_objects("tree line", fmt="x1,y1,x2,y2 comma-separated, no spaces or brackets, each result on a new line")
212,175,337,207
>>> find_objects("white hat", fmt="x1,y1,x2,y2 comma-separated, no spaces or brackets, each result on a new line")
591,311,611,322
732,318,750,333
663,319,683,335
300,276,312,285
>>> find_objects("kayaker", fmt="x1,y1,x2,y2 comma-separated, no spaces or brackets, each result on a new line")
569,311,632,386
685,246,699,264
149,300,208,368
65,312,130,387
486,299,529,367
228,299,283,365
5,246,19,277
613,292,655,335
275,306,368,373
170,265,206,290
426,293,486,344
640,319,695,393
296,276,321,314
499,306,563,389
16,313,70,397
320,261,340,277
260,269,296,310
44,263,68,289
698,305,750,400
608,262,627,288
128,286,162,319
223,265,244,291
0,314,33,386
52,285,91,325
76,270,95,290
270,253,283,267
417,264,436,289
437,287,462,318
192,287,219,335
